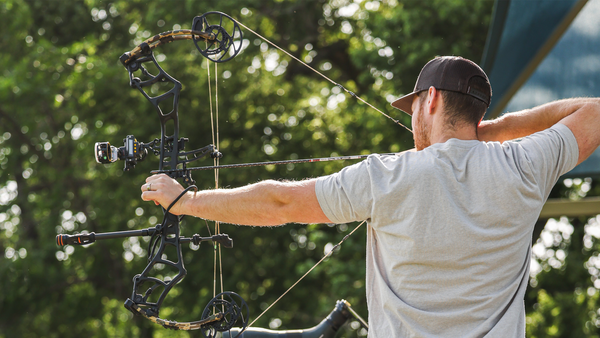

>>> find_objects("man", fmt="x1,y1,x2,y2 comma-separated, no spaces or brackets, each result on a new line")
141,56,600,337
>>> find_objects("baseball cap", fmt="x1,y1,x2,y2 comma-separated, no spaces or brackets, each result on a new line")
391,56,492,115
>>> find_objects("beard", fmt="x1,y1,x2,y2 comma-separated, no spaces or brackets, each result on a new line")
413,100,431,150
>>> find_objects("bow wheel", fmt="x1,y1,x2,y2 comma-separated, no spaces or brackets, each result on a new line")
192,11,243,63
201,292,249,338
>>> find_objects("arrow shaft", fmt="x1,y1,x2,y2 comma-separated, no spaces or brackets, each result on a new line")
151,153,398,174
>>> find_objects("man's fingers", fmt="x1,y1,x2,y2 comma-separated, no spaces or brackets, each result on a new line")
146,173,169,183
141,191,162,207
141,190,152,201
141,182,155,193
140,182,158,191
141,180,167,193
146,174,161,183
141,174,184,211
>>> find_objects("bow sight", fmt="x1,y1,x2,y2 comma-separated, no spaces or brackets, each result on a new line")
57,12,248,337
95,135,221,176
94,135,151,172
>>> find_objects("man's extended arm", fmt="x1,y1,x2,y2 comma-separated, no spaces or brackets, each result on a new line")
141,175,332,226
478,98,600,164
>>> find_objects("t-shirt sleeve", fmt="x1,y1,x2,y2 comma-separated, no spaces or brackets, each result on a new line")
515,123,579,194
315,159,374,224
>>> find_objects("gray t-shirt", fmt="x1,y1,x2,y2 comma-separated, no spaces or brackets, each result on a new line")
315,123,578,338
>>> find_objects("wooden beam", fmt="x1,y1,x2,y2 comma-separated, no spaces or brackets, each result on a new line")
540,197,600,218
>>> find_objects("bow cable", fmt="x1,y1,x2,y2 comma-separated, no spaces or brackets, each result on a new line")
247,220,367,328
232,19,413,134
206,44,226,306
215,61,226,304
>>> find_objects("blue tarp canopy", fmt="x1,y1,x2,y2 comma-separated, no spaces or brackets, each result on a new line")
481,0,600,178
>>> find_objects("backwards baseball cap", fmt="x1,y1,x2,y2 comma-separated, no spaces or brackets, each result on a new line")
391,56,492,115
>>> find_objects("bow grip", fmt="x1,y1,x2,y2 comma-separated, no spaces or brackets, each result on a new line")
56,233,96,246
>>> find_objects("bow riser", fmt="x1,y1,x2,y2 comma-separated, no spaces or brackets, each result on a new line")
124,54,183,174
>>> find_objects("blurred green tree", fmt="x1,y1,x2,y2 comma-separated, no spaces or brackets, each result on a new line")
24,1,600,338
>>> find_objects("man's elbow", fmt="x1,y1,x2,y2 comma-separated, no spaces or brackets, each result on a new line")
571,101,600,165
261,179,330,225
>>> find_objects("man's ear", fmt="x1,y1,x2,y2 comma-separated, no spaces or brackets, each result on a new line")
426,86,439,114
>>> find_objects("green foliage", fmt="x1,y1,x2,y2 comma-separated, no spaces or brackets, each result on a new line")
522,177,600,338
16,0,594,337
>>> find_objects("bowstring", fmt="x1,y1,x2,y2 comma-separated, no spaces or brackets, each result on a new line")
232,18,413,134
226,19,385,329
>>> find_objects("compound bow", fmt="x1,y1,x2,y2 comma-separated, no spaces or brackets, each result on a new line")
56,11,248,337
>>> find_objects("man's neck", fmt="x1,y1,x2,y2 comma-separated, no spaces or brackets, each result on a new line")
430,121,478,145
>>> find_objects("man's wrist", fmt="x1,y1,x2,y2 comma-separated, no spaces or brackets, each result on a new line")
177,191,194,216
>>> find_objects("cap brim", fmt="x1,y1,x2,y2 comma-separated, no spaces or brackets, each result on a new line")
391,92,417,115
